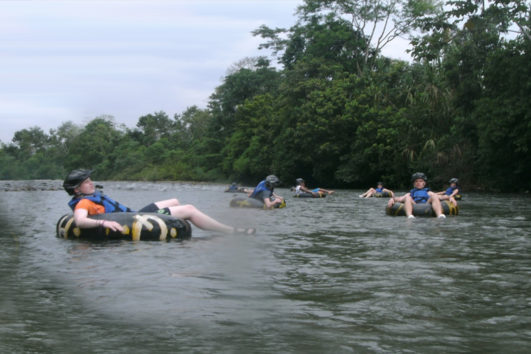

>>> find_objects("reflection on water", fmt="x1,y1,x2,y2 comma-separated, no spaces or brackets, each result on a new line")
0,180,530,353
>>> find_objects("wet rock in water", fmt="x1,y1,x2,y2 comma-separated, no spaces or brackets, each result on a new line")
0,180,63,192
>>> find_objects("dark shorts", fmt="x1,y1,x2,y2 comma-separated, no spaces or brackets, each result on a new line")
138,203,171,215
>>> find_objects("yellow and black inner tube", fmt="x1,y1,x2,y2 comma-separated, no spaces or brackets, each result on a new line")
373,191,392,198
56,212,192,241
229,197,286,209
386,200,459,217
293,192,326,198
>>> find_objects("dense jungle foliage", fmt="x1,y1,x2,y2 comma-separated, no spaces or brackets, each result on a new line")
1,0,530,192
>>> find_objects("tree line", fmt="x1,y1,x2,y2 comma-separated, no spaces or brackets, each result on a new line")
1,0,529,192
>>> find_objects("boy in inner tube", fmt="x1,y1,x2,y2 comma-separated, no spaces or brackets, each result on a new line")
294,178,334,197
387,172,446,219
359,181,394,198
63,169,255,235
248,175,284,208
436,178,460,205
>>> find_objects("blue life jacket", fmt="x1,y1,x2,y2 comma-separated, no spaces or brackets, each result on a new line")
68,191,133,213
249,180,273,200
445,186,460,196
376,187,384,193
410,187,430,204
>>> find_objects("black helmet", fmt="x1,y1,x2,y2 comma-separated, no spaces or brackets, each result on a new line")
296,178,304,185
411,172,427,182
449,178,459,184
63,169,93,195
265,175,280,188
377,181,384,186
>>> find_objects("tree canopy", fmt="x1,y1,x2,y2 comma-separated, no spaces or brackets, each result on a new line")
1,0,529,192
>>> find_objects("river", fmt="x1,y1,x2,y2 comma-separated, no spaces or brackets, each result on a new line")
0,180,529,353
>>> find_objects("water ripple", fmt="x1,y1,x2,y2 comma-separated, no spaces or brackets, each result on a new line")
0,181,529,353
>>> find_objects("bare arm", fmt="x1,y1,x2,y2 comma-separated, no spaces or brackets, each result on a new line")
387,193,407,207
383,188,395,197
272,192,284,200
263,198,277,209
300,186,312,193
74,208,123,232
263,194,284,209
300,186,319,196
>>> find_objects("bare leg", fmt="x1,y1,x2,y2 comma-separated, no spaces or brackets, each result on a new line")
439,194,457,206
361,188,376,198
154,199,180,208
318,188,334,195
429,195,444,217
404,195,414,218
168,204,234,233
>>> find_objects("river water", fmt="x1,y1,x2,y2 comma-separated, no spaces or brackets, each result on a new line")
0,180,529,353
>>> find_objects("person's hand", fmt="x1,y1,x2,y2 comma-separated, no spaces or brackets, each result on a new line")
387,198,395,208
102,220,124,232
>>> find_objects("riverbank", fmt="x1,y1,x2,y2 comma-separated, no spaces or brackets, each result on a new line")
0,179,223,192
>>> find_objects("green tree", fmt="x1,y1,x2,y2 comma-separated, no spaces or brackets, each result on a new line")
135,111,175,146
208,57,280,137
0,148,21,179
65,116,124,177
221,93,279,181
11,127,50,158
105,138,147,180
174,106,211,148
410,0,530,190
205,57,281,174
256,0,440,73
0,126,68,179
474,38,531,191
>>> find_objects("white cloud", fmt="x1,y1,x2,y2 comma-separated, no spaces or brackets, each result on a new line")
0,0,302,143
0,0,410,144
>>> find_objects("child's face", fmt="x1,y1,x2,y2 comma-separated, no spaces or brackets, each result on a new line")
413,178,426,189
450,182,457,187
76,177,95,195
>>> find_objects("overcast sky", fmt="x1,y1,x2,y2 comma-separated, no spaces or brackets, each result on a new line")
0,0,411,144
